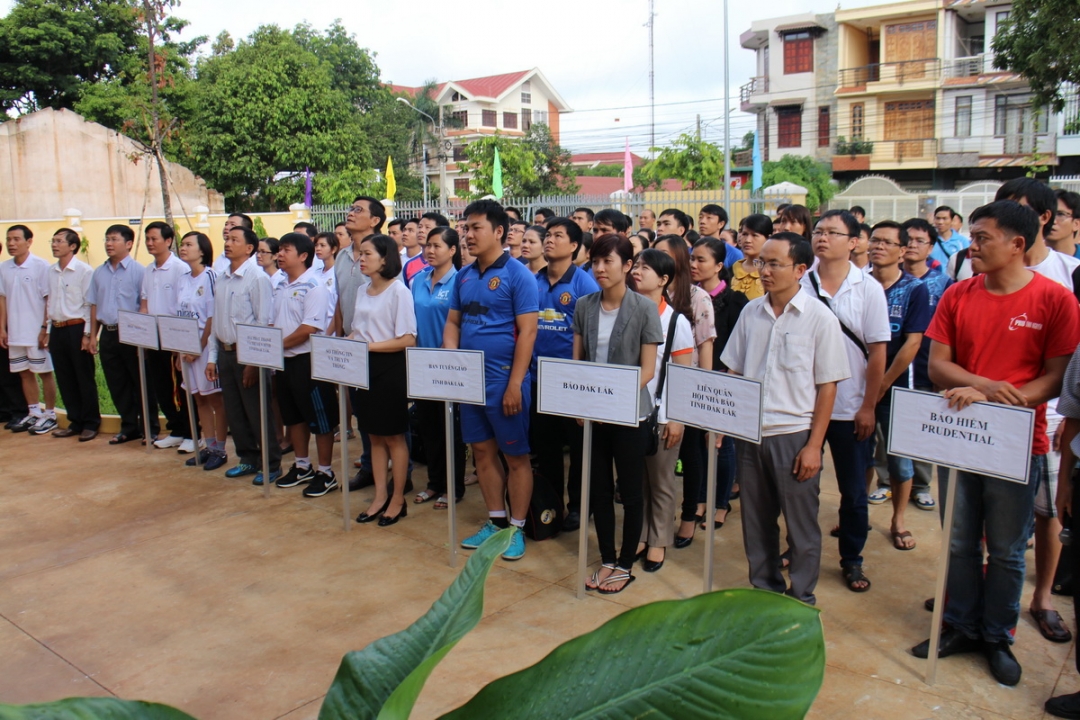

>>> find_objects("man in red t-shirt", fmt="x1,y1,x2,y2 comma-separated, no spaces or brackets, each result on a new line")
911,200,1080,686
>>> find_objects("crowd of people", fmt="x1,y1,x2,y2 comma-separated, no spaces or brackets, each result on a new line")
4,181,1080,713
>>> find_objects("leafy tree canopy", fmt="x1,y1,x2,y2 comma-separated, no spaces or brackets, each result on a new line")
635,133,725,190
992,0,1080,113
461,125,576,199
760,155,836,212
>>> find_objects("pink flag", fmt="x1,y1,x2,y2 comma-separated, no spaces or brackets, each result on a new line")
623,137,633,193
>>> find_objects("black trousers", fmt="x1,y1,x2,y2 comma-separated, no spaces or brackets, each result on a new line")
679,426,707,522
0,344,25,420
415,399,466,500
531,382,584,513
145,348,190,438
217,349,281,472
99,327,158,438
50,323,100,432
591,422,647,569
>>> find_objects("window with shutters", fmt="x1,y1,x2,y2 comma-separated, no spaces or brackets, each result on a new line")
482,110,497,127
851,103,864,138
777,106,802,148
454,178,470,195
818,107,830,147
452,145,467,162
884,99,935,159
451,110,468,127
783,31,813,74
521,80,531,105
503,112,517,129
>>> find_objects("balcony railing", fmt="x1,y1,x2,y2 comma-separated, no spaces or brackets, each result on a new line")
944,54,990,79
739,76,769,105
837,58,941,89
939,134,1057,156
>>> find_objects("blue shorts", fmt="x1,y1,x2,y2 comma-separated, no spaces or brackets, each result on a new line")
460,382,531,456
874,400,914,481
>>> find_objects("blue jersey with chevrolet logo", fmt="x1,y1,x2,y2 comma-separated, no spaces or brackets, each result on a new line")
532,264,599,374
451,252,539,400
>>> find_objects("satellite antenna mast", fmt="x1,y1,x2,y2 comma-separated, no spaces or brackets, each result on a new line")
648,0,655,158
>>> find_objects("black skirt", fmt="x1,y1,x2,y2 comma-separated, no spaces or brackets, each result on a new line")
353,350,409,436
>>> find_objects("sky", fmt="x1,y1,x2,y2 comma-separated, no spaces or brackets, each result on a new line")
2,0,885,157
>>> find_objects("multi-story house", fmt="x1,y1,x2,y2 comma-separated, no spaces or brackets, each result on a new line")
741,0,1079,189
390,68,572,200
739,12,839,165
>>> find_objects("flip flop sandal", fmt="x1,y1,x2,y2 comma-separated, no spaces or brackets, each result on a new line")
586,563,616,592
413,489,438,504
842,564,872,593
1031,609,1073,643
597,567,636,595
433,495,463,509
892,530,917,551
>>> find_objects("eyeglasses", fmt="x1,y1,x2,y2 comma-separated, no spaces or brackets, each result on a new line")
347,205,368,215
906,238,932,246
868,238,903,247
256,250,273,256
811,229,853,240
1057,211,1075,220
750,259,795,271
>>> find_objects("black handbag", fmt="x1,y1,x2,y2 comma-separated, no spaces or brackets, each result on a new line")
644,314,680,457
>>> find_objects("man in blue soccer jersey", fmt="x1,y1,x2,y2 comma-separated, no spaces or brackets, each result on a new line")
531,217,599,532
866,220,931,550
443,200,539,560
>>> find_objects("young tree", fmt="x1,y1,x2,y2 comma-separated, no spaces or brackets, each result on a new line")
760,155,836,212
992,0,1080,113
462,134,539,199
635,133,725,190
521,123,578,195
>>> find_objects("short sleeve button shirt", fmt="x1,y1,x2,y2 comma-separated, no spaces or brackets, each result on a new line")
533,264,599,372
141,253,186,316
48,257,93,324
0,254,50,346
87,255,145,326
451,252,539,396
273,269,328,357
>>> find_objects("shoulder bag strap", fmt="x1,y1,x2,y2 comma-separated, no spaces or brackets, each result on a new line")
808,272,869,361
654,311,680,407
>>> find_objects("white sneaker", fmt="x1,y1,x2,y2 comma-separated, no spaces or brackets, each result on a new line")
28,415,58,435
154,435,184,449
177,438,197,454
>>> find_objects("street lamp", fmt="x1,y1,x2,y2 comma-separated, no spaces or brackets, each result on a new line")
397,97,447,213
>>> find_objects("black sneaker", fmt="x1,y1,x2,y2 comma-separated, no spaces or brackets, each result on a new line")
276,463,316,488
349,467,374,491
10,414,35,433
303,471,338,497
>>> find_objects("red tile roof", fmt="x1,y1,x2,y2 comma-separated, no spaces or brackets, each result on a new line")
389,71,530,102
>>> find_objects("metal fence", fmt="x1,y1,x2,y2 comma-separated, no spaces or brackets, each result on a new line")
313,190,784,232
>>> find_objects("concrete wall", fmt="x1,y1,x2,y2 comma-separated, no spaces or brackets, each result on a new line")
0,108,224,220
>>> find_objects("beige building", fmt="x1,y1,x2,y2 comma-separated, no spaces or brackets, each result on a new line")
0,108,223,221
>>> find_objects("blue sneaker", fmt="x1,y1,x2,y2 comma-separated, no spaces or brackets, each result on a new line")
252,468,282,486
502,528,525,561
224,463,257,478
461,521,500,549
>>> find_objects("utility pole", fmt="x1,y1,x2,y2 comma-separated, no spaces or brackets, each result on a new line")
438,105,448,216
696,114,701,140
722,0,731,213
648,0,656,157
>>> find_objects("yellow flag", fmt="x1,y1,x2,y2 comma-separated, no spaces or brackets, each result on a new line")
385,156,397,201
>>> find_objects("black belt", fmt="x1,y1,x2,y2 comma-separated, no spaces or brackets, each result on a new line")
102,324,118,332
220,343,236,352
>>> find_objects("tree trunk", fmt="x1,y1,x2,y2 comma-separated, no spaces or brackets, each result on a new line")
144,0,173,231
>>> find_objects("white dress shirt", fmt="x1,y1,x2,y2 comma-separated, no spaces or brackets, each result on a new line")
141,253,186,316
210,259,273,363
721,288,851,436
48,256,93,324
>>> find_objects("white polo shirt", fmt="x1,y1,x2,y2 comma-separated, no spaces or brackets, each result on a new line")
273,268,328,357
801,262,891,421
48,257,93,324
721,288,851,436
141,253,186,316
0,254,51,346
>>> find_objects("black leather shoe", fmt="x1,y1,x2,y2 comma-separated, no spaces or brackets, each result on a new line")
911,628,981,659
1046,690,1080,719
983,640,1021,686
643,552,665,573
356,497,390,523
378,503,407,527
673,533,693,549
562,510,581,532
349,467,374,491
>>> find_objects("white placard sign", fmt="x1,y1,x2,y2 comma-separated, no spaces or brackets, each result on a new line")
311,335,369,388
538,358,641,427
664,364,764,443
117,310,159,350
236,324,284,371
156,315,203,355
887,388,1035,485
406,348,485,404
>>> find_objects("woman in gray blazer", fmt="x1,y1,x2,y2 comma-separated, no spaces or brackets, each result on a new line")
572,234,664,594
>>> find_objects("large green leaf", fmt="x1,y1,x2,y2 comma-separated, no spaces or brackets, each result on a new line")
319,528,514,720
439,588,824,720
0,698,196,719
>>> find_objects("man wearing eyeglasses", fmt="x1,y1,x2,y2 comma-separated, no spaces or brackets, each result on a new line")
801,209,890,594
1048,190,1080,259
865,220,931,551
212,213,254,275
721,232,850,606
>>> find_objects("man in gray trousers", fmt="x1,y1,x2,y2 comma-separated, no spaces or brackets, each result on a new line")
721,232,850,605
